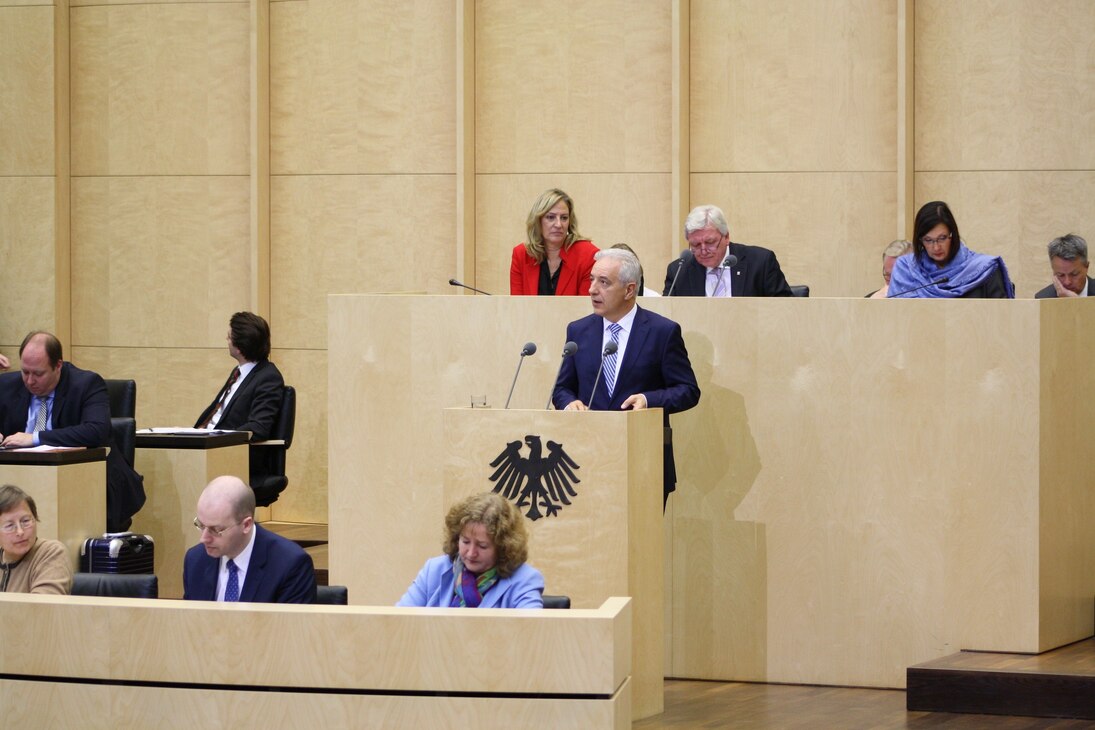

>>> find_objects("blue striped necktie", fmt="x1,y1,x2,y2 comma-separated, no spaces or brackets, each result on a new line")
603,323,623,398
225,559,239,602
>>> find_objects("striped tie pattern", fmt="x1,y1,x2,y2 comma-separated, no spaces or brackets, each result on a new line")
32,398,49,433
603,323,623,398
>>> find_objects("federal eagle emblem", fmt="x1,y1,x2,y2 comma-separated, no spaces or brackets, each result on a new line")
488,435,581,520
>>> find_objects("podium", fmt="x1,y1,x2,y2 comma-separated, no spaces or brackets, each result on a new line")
442,407,663,717
0,448,107,570
133,432,249,598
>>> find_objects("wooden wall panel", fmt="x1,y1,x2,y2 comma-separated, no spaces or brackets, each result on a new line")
691,172,897,297
914,172,1095,298
916,0,1095,171
0,6,53,175
268,347,327,523
269,0,456,175
0,178,55,348
70,3,249,176
475,0,671,174
70,176,250,347
690,0,897,172
269,174,455,348
474,174,673,297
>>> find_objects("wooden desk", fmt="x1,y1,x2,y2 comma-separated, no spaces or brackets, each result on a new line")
133,432,249,598
0,593,632,728
0,448,107,570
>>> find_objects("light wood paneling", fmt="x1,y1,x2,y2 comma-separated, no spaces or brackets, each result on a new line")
268,347,327,524
70,3,249,176
475,0,672,173
916,0,1095,171
269,0,456,175
914,172,1095,298
690,0,897,172
475,173,673,297
331,294,1095,689
0,177,55,345
0,6,53,175
691,172,897,297
269,174,455,348
70,176,250,347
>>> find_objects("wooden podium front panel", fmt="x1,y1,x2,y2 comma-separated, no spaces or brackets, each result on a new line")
0,459,106,571
133,443,249,598
443,408,663,717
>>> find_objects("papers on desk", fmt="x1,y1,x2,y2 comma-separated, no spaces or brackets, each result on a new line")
138,428,242,435
0,445,84,452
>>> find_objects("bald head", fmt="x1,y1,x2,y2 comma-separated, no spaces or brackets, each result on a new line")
195,476,255,559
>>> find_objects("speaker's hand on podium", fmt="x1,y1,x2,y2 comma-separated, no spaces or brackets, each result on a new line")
564,400,588,411
621,393,648,410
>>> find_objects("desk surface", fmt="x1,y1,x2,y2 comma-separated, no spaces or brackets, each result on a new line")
0,447,107,466
136,431,249,450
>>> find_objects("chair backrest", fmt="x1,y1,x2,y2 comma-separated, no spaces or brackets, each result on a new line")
111,416,137,468
72,572,158,599
542,594,571,609
249,385,296,507
789,284,810,298
316,584,348,605
104,379,137,419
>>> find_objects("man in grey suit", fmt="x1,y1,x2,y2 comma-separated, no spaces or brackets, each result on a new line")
1034,234,1092,299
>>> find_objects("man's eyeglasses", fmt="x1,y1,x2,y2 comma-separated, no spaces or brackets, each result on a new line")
0,516,35,534
921,232,952,247
193,518,238,537
689,239,723,252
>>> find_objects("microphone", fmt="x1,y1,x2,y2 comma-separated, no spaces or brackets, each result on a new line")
721,253,738,269
449,278,492,296
504,342,537,409
665,249,694,296
587,339,618,407
545,341,578,410
887,276,950,298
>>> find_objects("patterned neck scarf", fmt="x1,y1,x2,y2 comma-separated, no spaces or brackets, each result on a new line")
449,557,499,608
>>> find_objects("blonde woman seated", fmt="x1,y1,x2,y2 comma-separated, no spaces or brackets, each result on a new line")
0,484,72,594
397,492,544,608
510,188,598,296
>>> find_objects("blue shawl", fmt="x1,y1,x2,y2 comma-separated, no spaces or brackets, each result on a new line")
888,242,1014,298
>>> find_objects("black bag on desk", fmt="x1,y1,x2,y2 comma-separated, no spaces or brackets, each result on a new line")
80,533,155,574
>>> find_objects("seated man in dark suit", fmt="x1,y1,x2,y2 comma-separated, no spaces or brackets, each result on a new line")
663,204,793,297
196,312,284,439
1034,233,1091,299
553,248,701,506
0,331,145,532
183,475,316,603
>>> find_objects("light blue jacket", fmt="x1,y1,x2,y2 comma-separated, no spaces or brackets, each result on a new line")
396,555,544,608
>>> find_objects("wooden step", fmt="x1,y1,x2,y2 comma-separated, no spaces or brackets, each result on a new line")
907,637,1095,720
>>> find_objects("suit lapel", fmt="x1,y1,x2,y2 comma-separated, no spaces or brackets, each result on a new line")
613,307,648,403
50,364,72,427
239,526,267,602
729,245,745,297
219,363,257,423
197,554,219,600
479,575,509,608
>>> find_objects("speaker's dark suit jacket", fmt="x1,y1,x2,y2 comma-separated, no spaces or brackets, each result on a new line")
1034,276,1095,299
183,524,316,603
0,363,145,531
194,360,284,441
663,242,793,297
552,306,700,499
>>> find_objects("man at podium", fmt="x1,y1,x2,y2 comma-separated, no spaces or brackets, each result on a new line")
552,248,700,505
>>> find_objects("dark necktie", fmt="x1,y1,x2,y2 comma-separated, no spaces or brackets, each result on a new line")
199,367,240,428
224,559,239,602
603,323,623,397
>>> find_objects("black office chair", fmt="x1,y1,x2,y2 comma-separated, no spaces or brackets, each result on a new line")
250,385,296,507
789,285,810,298
542,594,571,609
316,585,348,605
103,379,137,468
72,572,158,599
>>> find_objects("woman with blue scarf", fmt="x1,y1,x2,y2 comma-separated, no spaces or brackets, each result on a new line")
888,201,1014,298
397,492,544,608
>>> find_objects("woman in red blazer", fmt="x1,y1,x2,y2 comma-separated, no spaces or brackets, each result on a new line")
510,188,598,296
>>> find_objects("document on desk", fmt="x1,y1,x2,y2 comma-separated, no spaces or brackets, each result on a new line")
0,444,85,452
138,428,242,435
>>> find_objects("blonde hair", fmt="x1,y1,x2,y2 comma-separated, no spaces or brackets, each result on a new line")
524,189,583,263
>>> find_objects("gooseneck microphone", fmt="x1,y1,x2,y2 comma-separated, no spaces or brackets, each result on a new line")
504,342,537,409
665,249,694,296
587,339,618,407
545,341,578,409
721,253,738,269
887,276,950,298
449,278,492,295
